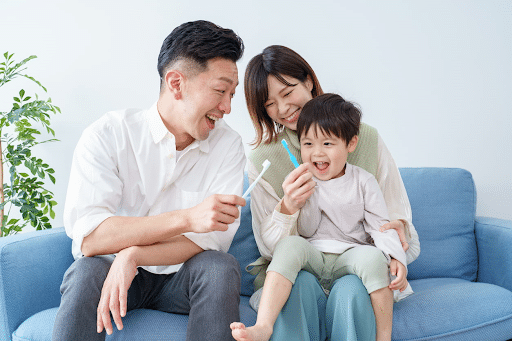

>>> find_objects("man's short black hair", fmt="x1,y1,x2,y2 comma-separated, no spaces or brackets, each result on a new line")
157,20,244,80
297,93,361,146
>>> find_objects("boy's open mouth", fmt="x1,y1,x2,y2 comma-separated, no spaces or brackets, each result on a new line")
314,161,329,171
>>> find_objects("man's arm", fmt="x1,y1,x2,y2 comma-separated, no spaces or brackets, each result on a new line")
96,235,202,335
95,194,245,336
82,194,245,257
82,213,186,257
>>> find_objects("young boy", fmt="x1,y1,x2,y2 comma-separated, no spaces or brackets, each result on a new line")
231,93,411,341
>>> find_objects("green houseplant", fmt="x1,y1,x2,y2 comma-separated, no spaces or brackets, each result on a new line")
0,52,60,237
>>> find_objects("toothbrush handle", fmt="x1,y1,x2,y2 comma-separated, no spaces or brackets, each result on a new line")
242,182,256,199
242,167,269,199
281,140,300,168
289,155,300,168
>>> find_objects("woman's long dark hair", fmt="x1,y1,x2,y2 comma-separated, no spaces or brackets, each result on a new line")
244,45,323,146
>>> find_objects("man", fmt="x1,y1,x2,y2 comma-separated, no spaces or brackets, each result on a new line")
52,20,246,341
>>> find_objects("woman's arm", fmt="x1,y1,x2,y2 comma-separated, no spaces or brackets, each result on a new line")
248,160,299,259
376,134,421,264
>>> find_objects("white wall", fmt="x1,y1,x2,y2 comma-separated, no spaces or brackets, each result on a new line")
1,0,511,229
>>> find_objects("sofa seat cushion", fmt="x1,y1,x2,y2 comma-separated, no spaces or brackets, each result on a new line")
392,278,512,340
13,296,257,341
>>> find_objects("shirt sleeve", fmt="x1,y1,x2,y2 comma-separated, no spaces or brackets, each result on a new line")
297,189,321,237
248,159,299,259
376,134,421,264
182,135,246,253
63,125,122,259
363,176,408,269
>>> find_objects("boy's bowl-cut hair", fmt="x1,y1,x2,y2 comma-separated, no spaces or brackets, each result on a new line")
297,93,361,146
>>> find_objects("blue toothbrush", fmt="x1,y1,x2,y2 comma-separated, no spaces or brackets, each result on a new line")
281,139,300,168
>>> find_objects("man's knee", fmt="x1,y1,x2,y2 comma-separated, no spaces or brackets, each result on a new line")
60,256,113,298
186,251,241,293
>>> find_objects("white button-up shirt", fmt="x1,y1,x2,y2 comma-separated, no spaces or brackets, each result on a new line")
64,102,246,274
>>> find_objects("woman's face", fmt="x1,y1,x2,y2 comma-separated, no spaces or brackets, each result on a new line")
264,74,313,131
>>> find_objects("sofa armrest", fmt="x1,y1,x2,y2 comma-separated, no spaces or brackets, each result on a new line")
475,216,512,291
0,227,73,340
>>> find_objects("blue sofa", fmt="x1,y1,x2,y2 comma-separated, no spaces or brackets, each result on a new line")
1,168,512,341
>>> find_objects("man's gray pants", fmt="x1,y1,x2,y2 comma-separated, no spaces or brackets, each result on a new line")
52,250,241,341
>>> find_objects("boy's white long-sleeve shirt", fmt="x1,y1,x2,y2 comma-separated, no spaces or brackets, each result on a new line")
249,134,419,264
297,164,407,268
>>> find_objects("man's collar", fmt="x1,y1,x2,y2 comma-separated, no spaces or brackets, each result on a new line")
183,139,210,154
147,102,169,144
147,102,210,153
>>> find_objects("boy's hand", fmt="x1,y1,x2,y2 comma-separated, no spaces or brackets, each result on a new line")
389,258,408,292
380,220,409,251
281,163,316,215
186,194,245,234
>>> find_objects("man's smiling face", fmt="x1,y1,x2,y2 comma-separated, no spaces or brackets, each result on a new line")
178,57,239,145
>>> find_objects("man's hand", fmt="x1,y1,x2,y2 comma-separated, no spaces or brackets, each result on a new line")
185,194,245,234
389,258,408,292
281,163,316,215
97,248,138,335
380,219,409,251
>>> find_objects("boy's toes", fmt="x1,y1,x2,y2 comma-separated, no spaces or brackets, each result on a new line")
230,322,246,330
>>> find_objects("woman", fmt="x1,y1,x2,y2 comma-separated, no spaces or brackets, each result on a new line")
244,45,420,341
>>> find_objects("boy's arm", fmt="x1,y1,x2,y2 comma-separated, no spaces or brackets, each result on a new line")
389,258,408,292
297,188,321,237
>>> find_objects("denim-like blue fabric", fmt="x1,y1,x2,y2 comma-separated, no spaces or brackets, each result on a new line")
13,297,257,341
271,271,328,341
392,277,512,340
0,228,74,341
475,217,512,291
400,168,477,281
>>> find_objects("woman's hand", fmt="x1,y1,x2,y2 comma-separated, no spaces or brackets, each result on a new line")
389,258,408,292
380,219,409,251
280,163,316,215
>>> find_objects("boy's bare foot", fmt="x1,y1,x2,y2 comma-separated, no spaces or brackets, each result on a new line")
230,322,273,341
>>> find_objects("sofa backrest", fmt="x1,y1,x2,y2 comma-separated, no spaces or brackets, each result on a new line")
400,168,477,281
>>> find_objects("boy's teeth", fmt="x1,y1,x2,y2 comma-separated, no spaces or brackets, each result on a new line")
206,114,219,121
315,162,328,170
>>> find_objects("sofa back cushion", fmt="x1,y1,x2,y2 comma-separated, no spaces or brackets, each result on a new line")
400,168,477,281
228,174,260,296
